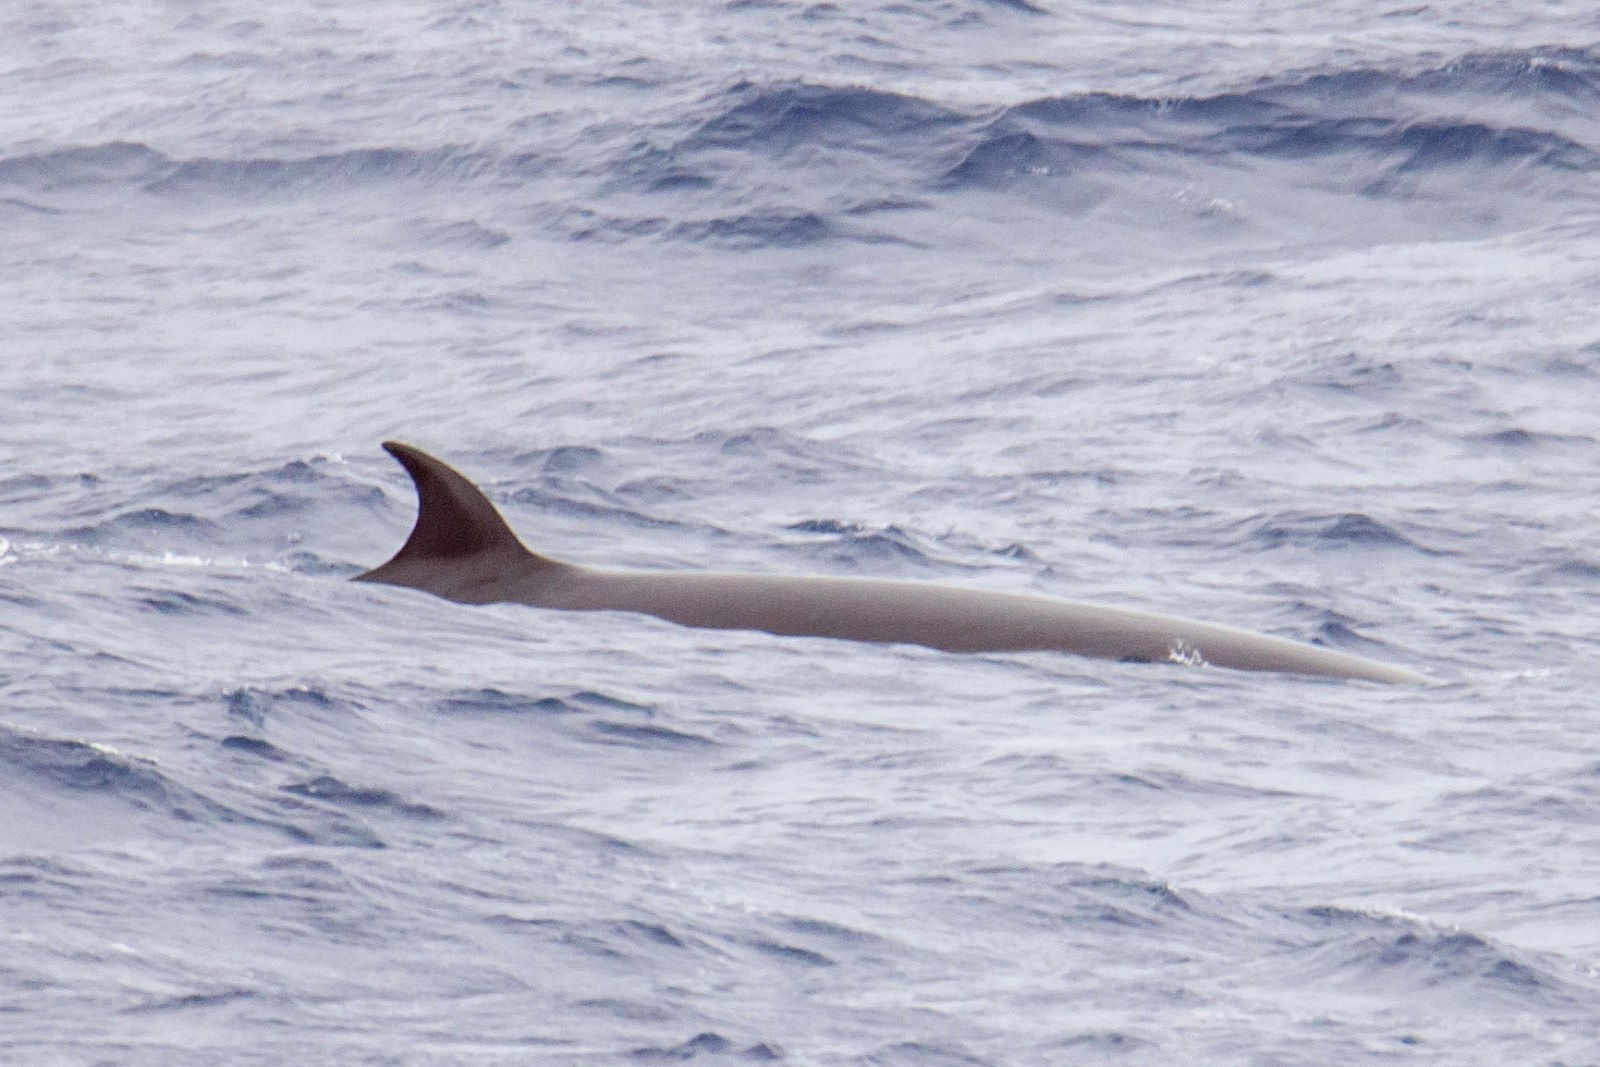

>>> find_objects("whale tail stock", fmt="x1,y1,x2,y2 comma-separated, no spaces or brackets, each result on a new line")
355,441,554,595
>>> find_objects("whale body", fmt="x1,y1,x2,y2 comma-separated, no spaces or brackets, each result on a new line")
355,442,1427,684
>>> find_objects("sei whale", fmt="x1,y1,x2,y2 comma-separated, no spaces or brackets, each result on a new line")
356,442,1427,684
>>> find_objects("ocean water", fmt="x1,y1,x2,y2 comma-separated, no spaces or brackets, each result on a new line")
4,1,1600,1062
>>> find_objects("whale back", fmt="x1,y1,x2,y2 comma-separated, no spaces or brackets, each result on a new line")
353,442,1426,683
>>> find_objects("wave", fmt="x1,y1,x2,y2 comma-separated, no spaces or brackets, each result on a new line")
282,773,447,822
14,457,383,575
0,725,333,845
779,519,945,573
0,698,449,852
8,46,1595,252
432,686,716,749
1244,511,1433,552
436,687,605,717
0,142,501,199
225,684,348,728
623,46,1600,248
589,720,718,749
675,49,1600,188
631,1033,782,1063
0,729,210,809
60,507,219,546
1287,904,1580,1008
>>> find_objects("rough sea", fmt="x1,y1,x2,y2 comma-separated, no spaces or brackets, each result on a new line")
4,2,1600,1063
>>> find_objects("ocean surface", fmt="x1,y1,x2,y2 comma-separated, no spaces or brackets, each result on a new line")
4,2,1600,1063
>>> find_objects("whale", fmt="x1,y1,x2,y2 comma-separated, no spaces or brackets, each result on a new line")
354,442,1428,684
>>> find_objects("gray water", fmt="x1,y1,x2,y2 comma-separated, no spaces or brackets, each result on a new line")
4,3,1600,1063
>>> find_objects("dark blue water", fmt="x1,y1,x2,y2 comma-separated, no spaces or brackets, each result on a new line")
4,3,1600,1062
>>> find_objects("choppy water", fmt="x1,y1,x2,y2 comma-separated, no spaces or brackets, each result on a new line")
4,2,1600,1063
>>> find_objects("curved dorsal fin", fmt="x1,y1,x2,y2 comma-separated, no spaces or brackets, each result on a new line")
356,441,541,583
